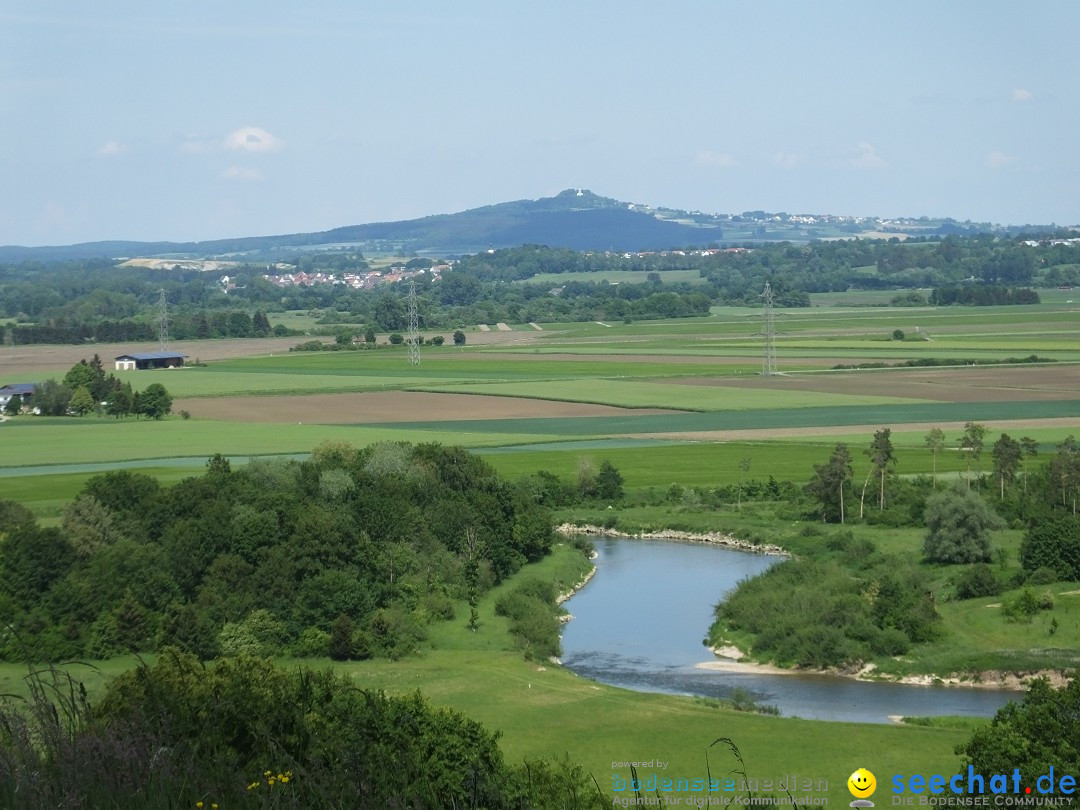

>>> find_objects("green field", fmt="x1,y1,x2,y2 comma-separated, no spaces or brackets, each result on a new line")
418,378,930,410
5,298,1080,507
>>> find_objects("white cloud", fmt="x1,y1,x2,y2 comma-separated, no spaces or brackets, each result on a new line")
220,165,264,181
97,140,126,157
985,150,1018,169
696,150,739,167
847,142,887,169
224,126,284,152
772,152,801,169
1011,88,1034,103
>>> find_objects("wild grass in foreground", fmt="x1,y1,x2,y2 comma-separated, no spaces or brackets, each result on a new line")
0,653,606,809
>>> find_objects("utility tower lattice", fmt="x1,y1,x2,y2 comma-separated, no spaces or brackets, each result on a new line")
405,281,420,366
760,282,777,376
157,289,170,352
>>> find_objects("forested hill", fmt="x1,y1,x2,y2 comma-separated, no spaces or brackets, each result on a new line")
0,189,1040,262
0,190,722,261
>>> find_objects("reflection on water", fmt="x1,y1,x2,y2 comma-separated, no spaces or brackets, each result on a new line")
560,537,1024,724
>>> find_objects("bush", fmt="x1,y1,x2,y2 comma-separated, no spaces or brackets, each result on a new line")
955,564,1003,599
494,579,562,660
1001,588,1053,622
388,333,404,345
1021,515,1080,581
713,557,937,668
1026,566,1060,586
29,651,602,809
291,626,331,657
824,531,876,561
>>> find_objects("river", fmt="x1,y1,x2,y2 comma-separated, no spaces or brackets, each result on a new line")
559,536,1024,723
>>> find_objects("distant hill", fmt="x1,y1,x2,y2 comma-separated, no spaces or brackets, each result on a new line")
0,189,1051,263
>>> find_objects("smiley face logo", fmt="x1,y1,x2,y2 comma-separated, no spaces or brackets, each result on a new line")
847,768,877,799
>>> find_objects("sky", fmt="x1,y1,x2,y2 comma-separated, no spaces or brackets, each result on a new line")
2,1,1079,246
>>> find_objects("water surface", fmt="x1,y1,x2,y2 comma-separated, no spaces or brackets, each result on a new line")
560,537,1024,723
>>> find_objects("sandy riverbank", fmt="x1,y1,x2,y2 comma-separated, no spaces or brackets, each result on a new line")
555,523,789,557
696,644,1070,690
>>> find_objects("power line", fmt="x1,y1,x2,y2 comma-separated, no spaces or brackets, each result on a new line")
406,280,420,366
158,289,169,351
760,282,776,376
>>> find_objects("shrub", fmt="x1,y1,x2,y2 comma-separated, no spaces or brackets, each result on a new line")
68,652,603,808
290,626,331,657
1026,566,1060,586
494,579,562,660
1001,588,1053,622
955,564,1003,599
1020,515,1080,581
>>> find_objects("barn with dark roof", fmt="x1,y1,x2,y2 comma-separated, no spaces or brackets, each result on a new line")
114,352,187,370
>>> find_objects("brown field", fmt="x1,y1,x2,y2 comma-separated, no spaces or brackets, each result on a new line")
0,338,304,376
0,329,555,378
173,391,681,424
664,364,1080,402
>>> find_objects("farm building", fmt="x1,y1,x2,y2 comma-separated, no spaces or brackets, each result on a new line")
0,383,36,408
114,352,187,370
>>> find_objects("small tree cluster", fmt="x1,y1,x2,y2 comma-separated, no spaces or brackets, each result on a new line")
26,357,173,419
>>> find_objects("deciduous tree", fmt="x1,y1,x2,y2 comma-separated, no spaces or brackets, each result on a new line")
806,443,853,523
139,382,172,420
68,385,95,416
991,433,1022,499
958,422,987,488
923,486,1004,564
957,675,1080,797
924,428,946,488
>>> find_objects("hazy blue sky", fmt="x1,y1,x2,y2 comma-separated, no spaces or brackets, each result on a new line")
2,1,1078,245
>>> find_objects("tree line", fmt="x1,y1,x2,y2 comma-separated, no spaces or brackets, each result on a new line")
6,229,1075,346
7,308,285,346
0,442,563,663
